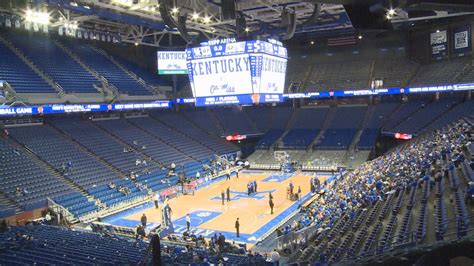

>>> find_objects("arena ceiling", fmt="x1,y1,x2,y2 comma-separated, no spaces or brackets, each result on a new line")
3,0,474,48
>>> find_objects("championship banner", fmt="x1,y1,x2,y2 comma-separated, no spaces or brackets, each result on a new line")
430,30,448,60
452,24,471,57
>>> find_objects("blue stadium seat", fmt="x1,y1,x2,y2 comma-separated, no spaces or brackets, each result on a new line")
0,41,54,93
5,33,99,93
0,138,73,210
8,125,119,189
60,39,153,95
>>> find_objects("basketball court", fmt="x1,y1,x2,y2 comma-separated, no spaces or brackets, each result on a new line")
102,170,336,244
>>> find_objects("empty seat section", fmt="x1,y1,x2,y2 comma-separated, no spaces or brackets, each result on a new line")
256,129,284,149
0,138,72,209
60,40,152,95
54,192,98,218
358,103,399,149
243,106,273,133
127,117,211,161
50,117,161,174
0,41,54,93
0,225,148,264
282,128,319,149
94,118,188,166
113,56,171,87
317,106,366,149
392,98,462,134
182,109,225,136
5,33,98,93
8,125,119,189
152,111,238,155
212,107,258,134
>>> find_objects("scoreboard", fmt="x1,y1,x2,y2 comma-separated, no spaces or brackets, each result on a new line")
186,39,287,106
157,51,188,75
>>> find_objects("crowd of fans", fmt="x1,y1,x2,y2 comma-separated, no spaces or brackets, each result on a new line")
279,119,472,257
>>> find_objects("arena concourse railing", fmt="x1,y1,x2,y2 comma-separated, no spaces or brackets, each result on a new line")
276,223,320,252
94,194,153,223
47,197,77,224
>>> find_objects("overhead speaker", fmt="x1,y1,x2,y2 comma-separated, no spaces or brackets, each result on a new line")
282,10,296,40
280,8,291,27
236,15,247,39
158,0,178,28
344,4,392,30
222,0,236,20
301,3,320,27
158,0,193,43
177,15,192,43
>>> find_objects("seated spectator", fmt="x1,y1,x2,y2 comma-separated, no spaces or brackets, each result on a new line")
465,182,474,204
15,186,22,197
135,225,146,239
44,212,52,225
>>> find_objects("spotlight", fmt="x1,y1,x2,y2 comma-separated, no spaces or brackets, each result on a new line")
24,10,50,25
171,7,178,13
203,16,211,23
436,29,440,33
192,12,199,20
358,35,363,39
310,40,314,45
245,27,249,32
386,8,396,20
134,42,139,46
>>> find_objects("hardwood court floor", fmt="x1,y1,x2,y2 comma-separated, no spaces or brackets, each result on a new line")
126,171,330,243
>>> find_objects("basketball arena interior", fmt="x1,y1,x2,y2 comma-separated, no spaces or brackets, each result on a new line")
0,0,474,265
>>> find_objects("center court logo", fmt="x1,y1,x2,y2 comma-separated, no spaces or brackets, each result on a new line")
197,212,212,218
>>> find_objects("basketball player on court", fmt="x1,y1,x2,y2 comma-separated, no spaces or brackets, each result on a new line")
235,217,240,237
186,213,191,232
269,197,274,215
154,193,160,209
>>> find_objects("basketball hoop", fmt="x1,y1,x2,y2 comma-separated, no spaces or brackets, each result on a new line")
182,182,196,195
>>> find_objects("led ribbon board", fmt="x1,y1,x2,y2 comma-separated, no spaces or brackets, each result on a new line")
0,101,172,116
186,40,287,106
